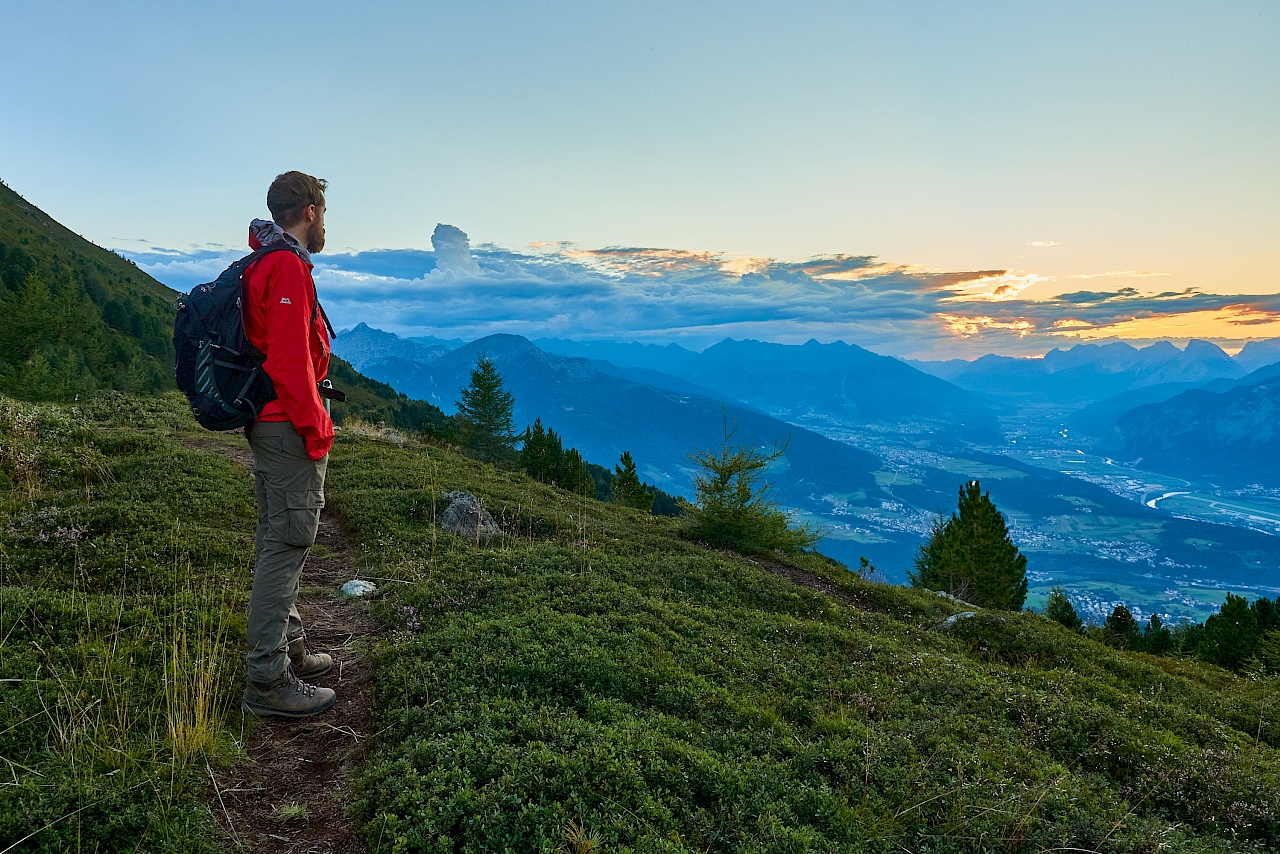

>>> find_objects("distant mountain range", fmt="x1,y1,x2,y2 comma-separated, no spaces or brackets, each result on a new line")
335,323,455,372
543,336,1001,439
911,340,1249,405
335,329,883,506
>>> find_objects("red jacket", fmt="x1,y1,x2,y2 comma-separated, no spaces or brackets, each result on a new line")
243,238,334,460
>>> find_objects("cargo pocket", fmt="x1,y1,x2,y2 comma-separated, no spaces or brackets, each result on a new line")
279,489,324,547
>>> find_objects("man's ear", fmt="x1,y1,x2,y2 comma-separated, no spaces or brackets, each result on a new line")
302,203,317,224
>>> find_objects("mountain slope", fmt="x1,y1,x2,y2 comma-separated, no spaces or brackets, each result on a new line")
7,392,1279,852
0,179,179,397
1072,361,1280,436
1116,374,1280,483
329,422,1280,852
542,336,999,438
0,181,451,432
332,321,453,371
360,333,881,505
683,338,1000,438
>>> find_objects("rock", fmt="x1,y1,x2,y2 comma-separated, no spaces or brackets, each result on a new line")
341,579,378,598
439,491,502,543
930,589,978,608
935,611,978,631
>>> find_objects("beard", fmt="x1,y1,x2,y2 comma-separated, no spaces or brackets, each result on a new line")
305,218,325,254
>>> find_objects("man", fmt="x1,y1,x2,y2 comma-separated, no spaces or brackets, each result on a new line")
240,171,338,718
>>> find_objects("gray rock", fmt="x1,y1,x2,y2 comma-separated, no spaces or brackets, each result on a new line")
341,579,378,598
439,491,502,543
930,589,978,608
935,611,979,631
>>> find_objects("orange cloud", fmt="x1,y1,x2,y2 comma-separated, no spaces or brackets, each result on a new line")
939,314,1035,337
1048,307,1280,341
565,247,722,278
940,272,1043,302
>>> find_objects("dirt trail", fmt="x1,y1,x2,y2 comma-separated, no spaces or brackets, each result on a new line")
750,556,887,613
186,436,374,854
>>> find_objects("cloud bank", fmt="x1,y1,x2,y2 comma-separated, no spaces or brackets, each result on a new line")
119,228,1280,359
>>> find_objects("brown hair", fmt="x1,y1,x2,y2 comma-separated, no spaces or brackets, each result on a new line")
266,171,327,228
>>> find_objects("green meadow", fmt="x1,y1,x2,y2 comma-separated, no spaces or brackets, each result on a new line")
3,393,1279,852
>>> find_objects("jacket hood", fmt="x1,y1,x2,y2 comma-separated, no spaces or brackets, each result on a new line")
248,218,312,266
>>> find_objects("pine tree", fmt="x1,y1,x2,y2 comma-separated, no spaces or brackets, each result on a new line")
1139,613,1173,656
611,451,654,512
1200,593,1260,672
558,447,595,496
1045,586,1083,632
520,418,561,482
910,480,1028,610
1103,605,1140,649
455,353,516,463
1257,630,1280,676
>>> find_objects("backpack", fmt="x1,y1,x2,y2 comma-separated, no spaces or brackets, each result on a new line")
174,244,338,431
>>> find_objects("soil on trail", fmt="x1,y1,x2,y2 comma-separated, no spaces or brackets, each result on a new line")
751,556,887,613
190,435,375,854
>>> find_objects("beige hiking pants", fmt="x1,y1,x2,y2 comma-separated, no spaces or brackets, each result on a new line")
245,420,328,684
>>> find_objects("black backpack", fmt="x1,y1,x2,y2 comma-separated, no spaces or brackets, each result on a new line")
174,244,338,431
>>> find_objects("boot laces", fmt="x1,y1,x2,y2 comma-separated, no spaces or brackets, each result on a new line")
287,671,317,698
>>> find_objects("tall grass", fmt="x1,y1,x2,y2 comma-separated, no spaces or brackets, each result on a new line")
1,393,251,852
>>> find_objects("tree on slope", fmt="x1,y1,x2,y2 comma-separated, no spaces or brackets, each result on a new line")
684,421,818,555
1201,593,1260,672
611,451,654,512
456,353,516,463
910,480,1028,610
1138,613,1173,655
1103,605,1140,650
1045,586,1083,632
520,418,562,482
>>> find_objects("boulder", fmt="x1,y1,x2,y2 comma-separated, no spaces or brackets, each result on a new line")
439,491,502,543
935,611,979,631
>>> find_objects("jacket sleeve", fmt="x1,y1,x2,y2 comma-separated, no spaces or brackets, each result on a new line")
259,253,334,460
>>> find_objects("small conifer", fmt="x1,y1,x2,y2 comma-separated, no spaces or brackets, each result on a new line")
910,480,1028,610
1103,605,1140,650
456,353,516,463
611,451,654,512
1045,586,1083,632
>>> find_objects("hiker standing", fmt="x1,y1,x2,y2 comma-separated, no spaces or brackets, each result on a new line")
240,171,338,718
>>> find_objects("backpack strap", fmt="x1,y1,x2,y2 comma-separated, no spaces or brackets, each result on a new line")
244,243,337,339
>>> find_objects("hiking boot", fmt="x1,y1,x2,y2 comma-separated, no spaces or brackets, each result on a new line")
242,670,337,719
288,640,333,680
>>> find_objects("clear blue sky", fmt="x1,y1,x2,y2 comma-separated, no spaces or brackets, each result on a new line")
3,1,1277,354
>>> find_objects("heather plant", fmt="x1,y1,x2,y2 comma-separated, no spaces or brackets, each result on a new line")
6,391,1280,852
326,436,1280,852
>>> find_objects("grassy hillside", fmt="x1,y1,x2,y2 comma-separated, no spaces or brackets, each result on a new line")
0,180,177,397
3,393,1279,852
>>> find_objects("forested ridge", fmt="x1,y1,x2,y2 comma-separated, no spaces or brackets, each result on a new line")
0,179,176,397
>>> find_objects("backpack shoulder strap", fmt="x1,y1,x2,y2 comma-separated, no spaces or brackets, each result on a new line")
242,243,337,339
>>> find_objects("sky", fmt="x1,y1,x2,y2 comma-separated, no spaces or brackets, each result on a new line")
3,1,1277,358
